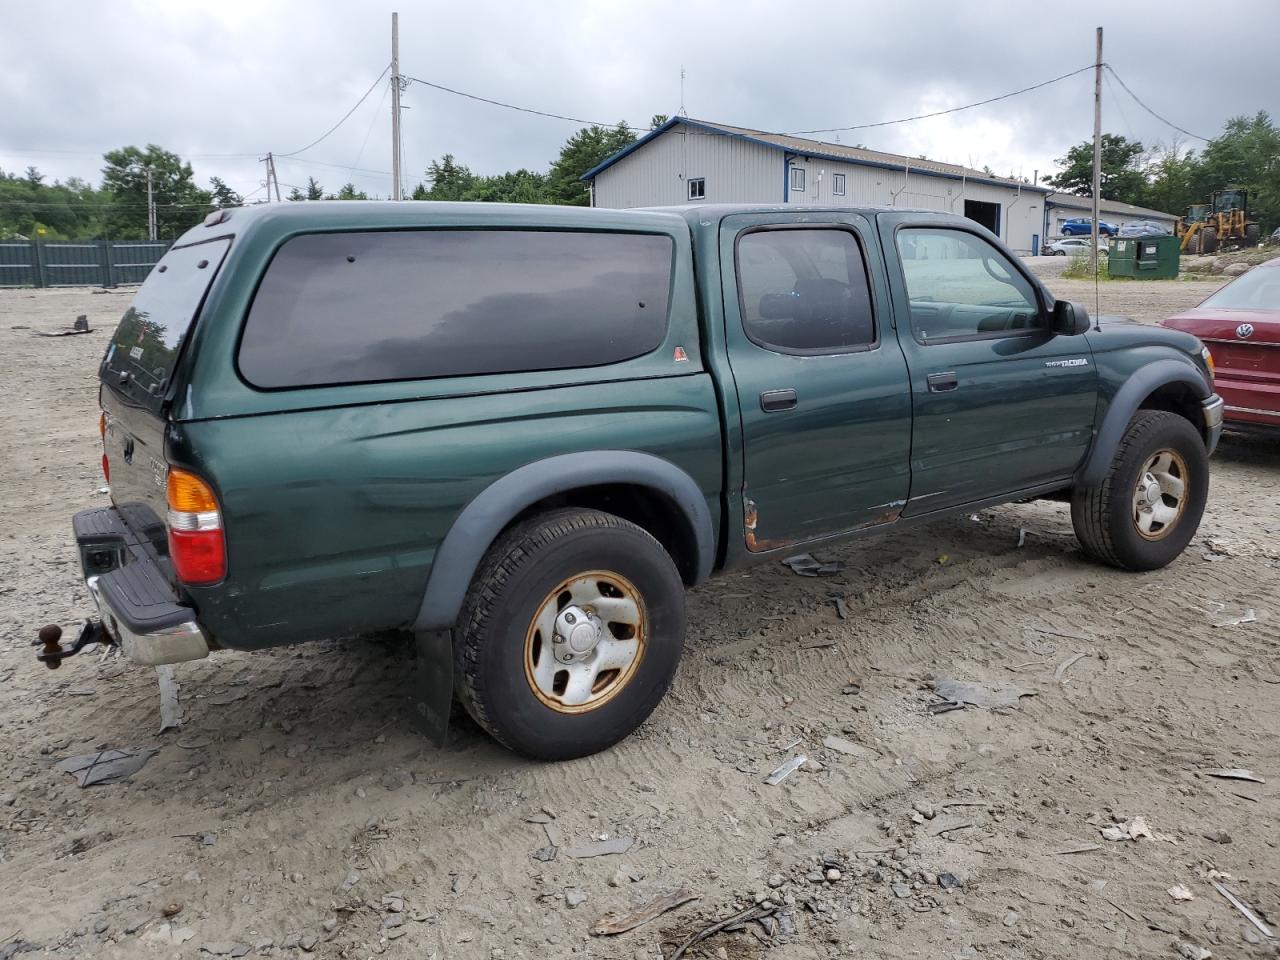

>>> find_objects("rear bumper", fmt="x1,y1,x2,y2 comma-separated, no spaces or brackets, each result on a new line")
1203,394,1224,456
75,507,211,666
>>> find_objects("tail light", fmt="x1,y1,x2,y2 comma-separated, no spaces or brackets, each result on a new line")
100,412,109,482
166,468,226,585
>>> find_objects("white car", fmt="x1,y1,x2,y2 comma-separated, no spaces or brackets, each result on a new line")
1044,237,1108,257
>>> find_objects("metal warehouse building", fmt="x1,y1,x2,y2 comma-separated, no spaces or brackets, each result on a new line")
583,117,1175,254
1042,195,1176,238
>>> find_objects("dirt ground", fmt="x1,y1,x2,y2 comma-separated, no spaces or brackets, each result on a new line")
2,276,1279,960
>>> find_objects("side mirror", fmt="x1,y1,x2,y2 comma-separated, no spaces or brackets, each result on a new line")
1052,299,1091,335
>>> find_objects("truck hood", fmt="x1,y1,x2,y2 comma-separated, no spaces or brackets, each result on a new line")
1082,312,1205,358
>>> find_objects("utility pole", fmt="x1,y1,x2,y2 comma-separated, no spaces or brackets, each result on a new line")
145,167,156,241
260,152,282,202
391,11,402,200
1090,26,1103,277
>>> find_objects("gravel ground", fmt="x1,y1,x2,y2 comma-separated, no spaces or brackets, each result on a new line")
1,280,1278,960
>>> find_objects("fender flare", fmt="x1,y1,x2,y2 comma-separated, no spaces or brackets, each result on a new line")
412,451,715,631
1075,359,1210,488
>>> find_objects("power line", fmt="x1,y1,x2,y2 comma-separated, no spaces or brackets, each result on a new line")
791,64,1096,135
404,74,641,131
1103,66,1211,142
274,155,392,176
277,64,391,157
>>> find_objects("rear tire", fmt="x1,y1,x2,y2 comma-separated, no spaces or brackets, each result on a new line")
1071,411,1208,571
1245,223,1261,246
454,508,685,760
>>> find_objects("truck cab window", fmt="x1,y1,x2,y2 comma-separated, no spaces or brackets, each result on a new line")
896,228,1042,342
736,228,876,354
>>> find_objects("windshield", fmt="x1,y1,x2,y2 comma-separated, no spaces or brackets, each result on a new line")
1200,265,1280,311
101,238,230,410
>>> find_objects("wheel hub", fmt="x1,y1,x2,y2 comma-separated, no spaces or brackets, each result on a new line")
553,605,601,661
1132,448,1189,541
523,571,647,714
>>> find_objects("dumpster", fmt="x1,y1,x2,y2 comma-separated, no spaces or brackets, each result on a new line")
1108,234,1180,280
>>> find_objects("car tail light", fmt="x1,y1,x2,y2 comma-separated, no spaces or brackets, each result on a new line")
166,468,226,585
100,412,109,482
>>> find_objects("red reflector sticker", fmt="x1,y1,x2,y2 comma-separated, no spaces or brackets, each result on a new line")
673,346,688,362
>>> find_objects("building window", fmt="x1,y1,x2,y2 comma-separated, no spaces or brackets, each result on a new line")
687,177,705,201
832,173,846,196
790,167,805,193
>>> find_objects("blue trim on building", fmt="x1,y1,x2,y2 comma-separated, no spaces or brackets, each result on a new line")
580,117,1051,195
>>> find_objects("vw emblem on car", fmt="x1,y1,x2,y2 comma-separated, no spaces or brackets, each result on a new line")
1236,323,1255,339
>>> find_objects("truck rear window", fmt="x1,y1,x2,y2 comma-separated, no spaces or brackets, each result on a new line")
237,229,673,388
102,238,231,409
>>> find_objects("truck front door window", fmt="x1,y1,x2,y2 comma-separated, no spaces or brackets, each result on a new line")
896,228,1041,342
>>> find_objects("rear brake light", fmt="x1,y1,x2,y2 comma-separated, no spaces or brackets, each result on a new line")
101,453,110,483
166,468,225,585
100,412,109,482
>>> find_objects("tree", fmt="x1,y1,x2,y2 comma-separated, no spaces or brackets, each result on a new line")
423,154,476,200
1043,134,1146,201
287,186,306,202
545,122,636,205
101,145,211,239
650,114,669,130
336,182,368,200
0,165,107,240
208,176,243,208
1139,140,1199,218
305,176,325,200
1193,111,1280,232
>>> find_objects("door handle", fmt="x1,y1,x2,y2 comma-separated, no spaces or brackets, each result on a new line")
927,372,959,393
760,388,797,412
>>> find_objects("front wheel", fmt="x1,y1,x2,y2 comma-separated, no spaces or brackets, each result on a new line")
454,508,686,760
1071,410,1209,571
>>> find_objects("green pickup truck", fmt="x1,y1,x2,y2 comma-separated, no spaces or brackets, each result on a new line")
45,201,1222,760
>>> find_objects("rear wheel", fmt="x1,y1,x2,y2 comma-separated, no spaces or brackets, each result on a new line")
454,508,685,760
1245,223,1261,246
1071,410,1208,571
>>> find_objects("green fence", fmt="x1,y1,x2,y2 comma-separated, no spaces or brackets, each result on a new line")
0,240,172,288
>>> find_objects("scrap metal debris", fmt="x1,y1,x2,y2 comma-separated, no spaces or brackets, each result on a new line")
1168,885,1195,902
821,735,877,760
562,838,633,859
1202,768,1265,784
781,554,844,577
57,748,155,787
32,314,93,337
1213,609,1257,628
1100,816,1152,842
833,597,848,620
764,755,807,785
157,665,182,733
931,678,1034,709
589,888,698,936
1210,879,1273,940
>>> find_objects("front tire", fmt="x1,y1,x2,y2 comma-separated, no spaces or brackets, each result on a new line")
1071,411,1208,571
454,508,685,760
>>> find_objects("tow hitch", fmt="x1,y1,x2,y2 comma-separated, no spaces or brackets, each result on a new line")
35,620,113,669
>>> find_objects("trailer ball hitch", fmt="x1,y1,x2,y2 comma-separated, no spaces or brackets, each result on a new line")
35,621,112,669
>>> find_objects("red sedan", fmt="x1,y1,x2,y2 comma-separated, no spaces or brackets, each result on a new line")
1162,257,1280,433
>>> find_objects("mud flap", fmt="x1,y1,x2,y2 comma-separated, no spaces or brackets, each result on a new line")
409,629,453,747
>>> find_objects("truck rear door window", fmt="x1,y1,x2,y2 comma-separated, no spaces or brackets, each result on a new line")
736,228,876,354
101,238,231,410
238,229,674,388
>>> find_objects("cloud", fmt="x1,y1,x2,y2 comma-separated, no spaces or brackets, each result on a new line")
3,0,1277,198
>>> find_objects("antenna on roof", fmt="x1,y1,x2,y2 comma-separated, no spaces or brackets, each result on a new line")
679,66,688,118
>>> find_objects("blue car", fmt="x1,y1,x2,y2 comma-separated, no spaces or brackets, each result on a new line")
1061,217,1118,236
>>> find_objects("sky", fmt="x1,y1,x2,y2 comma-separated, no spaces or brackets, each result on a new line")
3,0,1278,201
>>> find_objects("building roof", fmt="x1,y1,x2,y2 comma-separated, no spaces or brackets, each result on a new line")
581,117,1050,193
1043,194,1176,221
